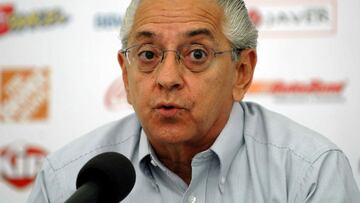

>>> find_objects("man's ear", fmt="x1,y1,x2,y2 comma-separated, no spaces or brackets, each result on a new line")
117,52,132,105
232,48,257,101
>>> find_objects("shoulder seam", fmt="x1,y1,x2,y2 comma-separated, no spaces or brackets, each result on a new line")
244,133,313,164
244,130,338,165
295,149,344,202
49,134,135,171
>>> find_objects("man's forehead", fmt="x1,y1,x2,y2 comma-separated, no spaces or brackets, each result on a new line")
129,0,225,42
134,28,216,42
133,0,223,24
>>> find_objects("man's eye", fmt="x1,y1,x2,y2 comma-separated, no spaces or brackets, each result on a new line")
189,49,208,61
138,51,156,61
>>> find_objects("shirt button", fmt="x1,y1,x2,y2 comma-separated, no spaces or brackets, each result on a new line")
220,177,226,184
188,194,197,203
150,159,157,166
151,182,159,192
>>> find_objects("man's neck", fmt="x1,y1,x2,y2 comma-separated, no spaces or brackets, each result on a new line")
146,102,234,184
148,114,230,185
151,141,216,185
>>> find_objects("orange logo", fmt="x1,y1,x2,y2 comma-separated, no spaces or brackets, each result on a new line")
0,67,50,122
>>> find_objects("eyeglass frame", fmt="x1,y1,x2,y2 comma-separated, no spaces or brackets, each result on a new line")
119,43,245,73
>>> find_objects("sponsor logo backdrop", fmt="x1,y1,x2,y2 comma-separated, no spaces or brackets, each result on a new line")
0,0,359,202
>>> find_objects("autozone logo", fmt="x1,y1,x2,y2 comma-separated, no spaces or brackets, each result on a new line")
0,3,68,37
0,144,47,189
247,79,346,102
246,0,337,37
248,79,345,94
0,67,50,122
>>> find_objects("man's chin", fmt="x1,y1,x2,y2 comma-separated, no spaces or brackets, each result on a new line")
147,128,195,145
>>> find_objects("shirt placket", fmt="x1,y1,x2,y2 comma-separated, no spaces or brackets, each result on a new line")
181,152,213,203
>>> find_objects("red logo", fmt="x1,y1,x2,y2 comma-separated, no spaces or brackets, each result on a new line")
247,79,346,102
104,77,131,111
248,80,345,95
249,9,262,27
0,143,47,189
0,4,14,35
0,3,68,37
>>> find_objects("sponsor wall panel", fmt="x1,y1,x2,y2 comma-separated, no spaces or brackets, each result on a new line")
247,0,338,37
246,0,360,191
0,0,359,202
0,0,132,202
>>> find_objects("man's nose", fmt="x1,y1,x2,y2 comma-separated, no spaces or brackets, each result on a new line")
155,51,184,91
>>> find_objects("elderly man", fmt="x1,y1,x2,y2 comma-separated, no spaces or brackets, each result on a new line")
28,0,360,202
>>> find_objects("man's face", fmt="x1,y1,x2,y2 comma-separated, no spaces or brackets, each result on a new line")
119,0,255,148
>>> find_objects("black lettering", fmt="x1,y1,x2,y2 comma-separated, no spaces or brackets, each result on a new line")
290,11,302,24
278,11,290,25
305,8,329,25
95,14,122,29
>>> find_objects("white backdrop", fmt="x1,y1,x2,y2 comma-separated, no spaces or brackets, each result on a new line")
0,0,359,202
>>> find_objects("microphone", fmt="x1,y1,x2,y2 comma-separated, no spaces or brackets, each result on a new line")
65,152,136,203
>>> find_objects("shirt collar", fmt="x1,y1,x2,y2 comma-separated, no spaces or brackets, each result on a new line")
138,102,245,182
138,129,151,167
210,102,245,182
138,129,166,170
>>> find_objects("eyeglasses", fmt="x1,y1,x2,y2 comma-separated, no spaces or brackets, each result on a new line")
120,44,243,73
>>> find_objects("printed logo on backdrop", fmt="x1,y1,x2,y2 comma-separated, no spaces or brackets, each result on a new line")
0,143,47,189
247,79,346,102
0,67,50,122
104,77,131,111
0,3,68,37
94,13,122,30
247,0,337,37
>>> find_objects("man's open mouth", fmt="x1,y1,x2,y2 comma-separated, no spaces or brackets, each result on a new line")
155,103,184,117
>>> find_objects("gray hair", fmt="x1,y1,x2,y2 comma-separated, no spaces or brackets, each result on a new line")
120,0,258,49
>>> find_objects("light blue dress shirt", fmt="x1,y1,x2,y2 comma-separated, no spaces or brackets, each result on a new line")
27,102,360,202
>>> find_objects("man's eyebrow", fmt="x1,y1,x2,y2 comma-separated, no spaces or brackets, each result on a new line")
185,28,215,40
135,31,156,40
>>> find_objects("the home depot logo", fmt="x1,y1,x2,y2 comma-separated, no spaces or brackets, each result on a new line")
0,67,50,122
0,143,47,189
247,79,346,102
247,0,337,37
0,3,68,37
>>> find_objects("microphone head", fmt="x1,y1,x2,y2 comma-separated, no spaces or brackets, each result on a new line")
76,152,136,203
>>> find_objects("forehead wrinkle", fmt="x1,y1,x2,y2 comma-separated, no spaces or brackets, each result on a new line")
130,0,225,45
133,14,219,30
135,31,157,42
130,20,220,46
134,0,224,25
185,28,215,40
